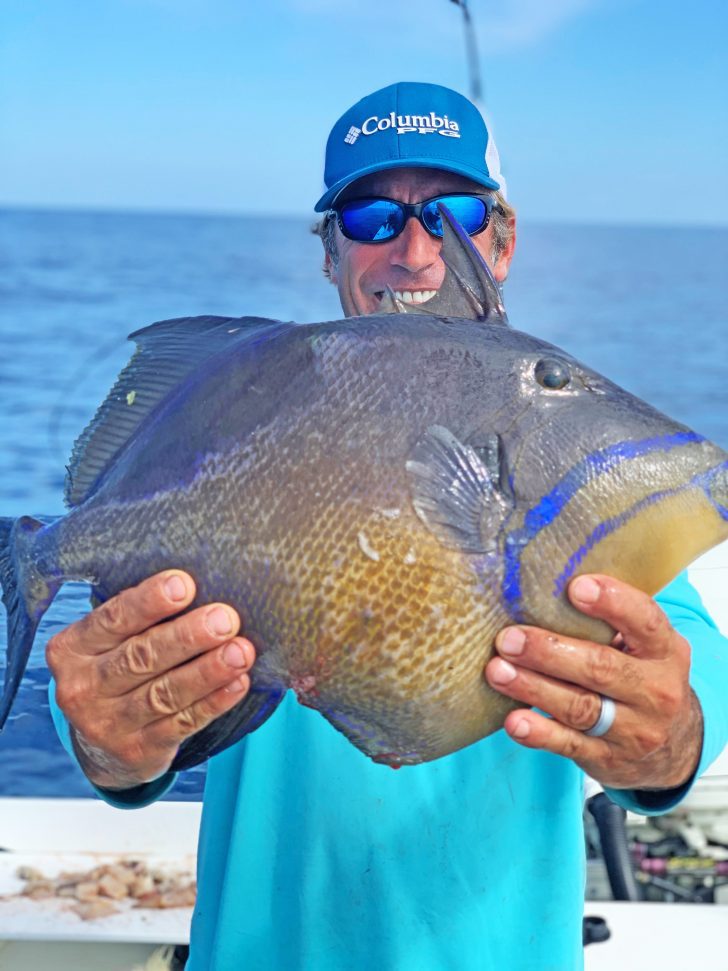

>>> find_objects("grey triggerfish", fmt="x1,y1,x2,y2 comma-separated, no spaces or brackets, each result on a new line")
1,209,727,770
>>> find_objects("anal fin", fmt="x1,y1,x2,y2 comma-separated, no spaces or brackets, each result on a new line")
171,684,285,770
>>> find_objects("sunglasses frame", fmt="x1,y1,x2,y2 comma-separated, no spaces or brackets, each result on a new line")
332,192,498,244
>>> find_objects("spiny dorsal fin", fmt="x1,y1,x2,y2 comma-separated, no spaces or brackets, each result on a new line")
378,205,508,323
64,315,289,507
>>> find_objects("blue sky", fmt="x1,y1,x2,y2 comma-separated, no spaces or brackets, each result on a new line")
1,0,726,225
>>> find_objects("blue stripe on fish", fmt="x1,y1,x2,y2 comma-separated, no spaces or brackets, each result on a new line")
523,432,704,534
552,461,728,597
502,431,707,621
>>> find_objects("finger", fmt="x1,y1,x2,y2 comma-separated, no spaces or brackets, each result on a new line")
95,602,241,695
502,707,610,765
493,625,644,705
143,674,253,752
568,575,674,660
486,656,607,732
54,571,197,657
119,637,255,730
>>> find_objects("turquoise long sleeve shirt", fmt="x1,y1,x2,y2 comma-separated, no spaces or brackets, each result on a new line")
50,573,728,971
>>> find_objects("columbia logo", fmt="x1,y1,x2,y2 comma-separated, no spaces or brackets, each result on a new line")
357,111,461,139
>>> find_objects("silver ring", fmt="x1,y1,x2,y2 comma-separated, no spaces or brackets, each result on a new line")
584,695,616,737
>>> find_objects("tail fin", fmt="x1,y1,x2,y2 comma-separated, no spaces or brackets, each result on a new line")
0,517,61,727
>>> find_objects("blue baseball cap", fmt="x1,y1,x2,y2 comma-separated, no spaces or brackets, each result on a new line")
314,81,505,212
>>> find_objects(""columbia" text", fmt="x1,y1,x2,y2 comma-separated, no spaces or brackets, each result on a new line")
360,112,460,138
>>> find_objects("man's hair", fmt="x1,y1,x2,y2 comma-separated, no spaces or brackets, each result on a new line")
312,190,515,282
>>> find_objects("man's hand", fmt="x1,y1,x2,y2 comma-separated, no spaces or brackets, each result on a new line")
47,571,256,790
484,574,703,790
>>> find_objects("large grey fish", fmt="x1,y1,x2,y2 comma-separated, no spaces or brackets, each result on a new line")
1,210,727,771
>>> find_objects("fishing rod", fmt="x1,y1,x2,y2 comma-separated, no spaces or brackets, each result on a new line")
449,0,483,103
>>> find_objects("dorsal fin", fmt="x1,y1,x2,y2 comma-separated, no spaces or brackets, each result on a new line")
378,204,509,324
65,315,288,507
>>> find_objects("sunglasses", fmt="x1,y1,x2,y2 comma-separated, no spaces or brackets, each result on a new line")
332,193,497,244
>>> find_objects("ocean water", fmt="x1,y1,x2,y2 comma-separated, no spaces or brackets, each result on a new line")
0,208,726,798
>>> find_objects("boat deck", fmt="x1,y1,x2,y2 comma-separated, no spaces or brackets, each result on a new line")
0,798,198,968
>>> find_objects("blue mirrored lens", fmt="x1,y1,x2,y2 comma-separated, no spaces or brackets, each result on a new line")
339,199,404,242
422,196,488,237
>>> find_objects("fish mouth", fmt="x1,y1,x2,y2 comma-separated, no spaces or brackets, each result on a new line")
374,289,439,306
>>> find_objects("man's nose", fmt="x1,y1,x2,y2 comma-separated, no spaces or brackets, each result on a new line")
388,217,440,272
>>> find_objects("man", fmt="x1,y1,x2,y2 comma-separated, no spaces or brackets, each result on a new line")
48,82,728,970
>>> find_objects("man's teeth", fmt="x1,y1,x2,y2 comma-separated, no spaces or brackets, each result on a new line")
391,290,437,305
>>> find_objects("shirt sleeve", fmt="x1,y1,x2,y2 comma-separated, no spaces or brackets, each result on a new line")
606,571,728,815
48,677,178,809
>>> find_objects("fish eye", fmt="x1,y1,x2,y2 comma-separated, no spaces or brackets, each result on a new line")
534,357,571,391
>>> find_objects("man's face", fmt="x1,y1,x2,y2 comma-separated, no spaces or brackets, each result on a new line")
326,167,515,318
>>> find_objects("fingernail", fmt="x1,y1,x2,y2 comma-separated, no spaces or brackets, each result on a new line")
207,607,233,636
225,676,248,694
499,627,526,656
490,658,517,685
511,719,531,739
572,576,600,604
223,642,248,668
164,574,188,602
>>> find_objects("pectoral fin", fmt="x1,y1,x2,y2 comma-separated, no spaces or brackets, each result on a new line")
406,426,513,553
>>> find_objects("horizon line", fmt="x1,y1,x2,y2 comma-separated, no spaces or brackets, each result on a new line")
1,201,727,233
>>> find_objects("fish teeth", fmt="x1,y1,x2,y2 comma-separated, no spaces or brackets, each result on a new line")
392,290,437,305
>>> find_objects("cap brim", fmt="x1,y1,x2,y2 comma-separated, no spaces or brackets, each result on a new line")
314,158,500,212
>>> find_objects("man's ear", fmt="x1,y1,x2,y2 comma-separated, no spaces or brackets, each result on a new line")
492,214,517,284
